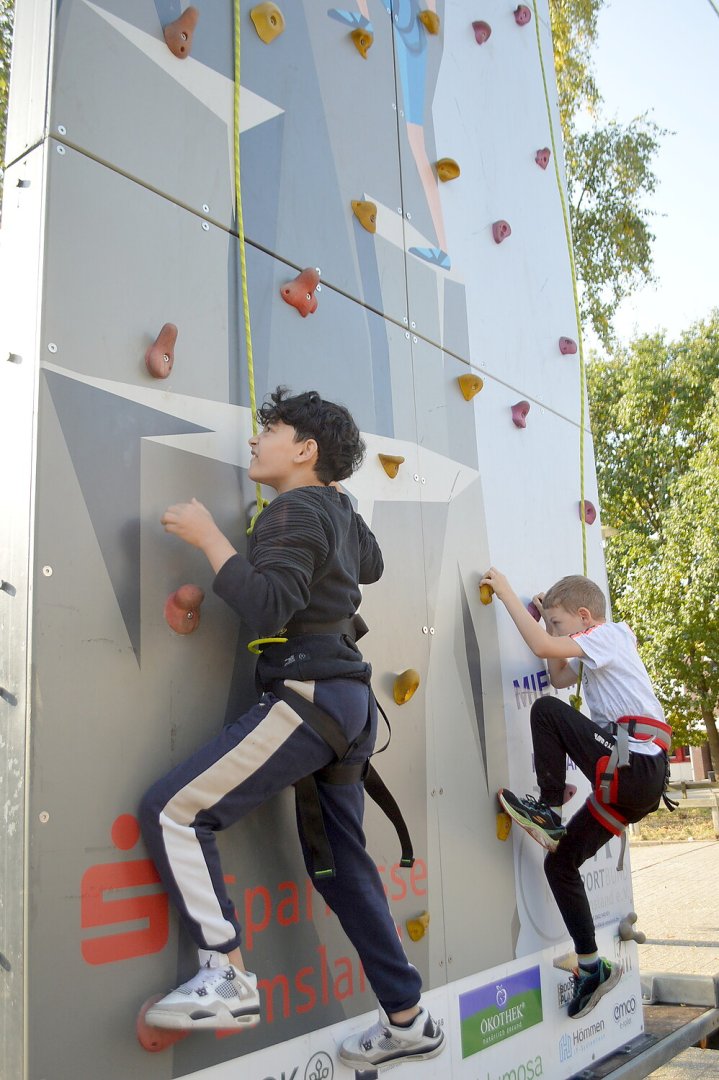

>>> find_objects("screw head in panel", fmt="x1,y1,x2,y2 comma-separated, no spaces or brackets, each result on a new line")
56,145,66,155
42,565,53,577
39,811,50,823
413,336,418,343
429,626,435,634
422,625,429,634
57,124,66,135
202,203,209,213
201,221,209,231
47,343,57,353
406,212,412,220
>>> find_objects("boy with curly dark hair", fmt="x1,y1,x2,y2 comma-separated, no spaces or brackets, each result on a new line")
139,388,444,1070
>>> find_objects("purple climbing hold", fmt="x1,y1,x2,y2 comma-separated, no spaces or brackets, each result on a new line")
492,220,511,244
472,20,492,44
535,147,551,170
511,400,530,428
580,500,597,525
514,5,532,26
559,336,578,355
527,601,541,622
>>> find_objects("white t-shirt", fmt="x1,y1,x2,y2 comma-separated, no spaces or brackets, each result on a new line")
566,621,665,756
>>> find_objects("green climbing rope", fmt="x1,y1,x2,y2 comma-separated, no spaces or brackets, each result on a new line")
531,1,587,708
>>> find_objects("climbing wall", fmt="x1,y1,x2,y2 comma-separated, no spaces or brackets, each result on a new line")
1,2,644,1079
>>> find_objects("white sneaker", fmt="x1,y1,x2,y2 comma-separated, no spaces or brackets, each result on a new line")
145,961,260,1030
339,1006,445,1069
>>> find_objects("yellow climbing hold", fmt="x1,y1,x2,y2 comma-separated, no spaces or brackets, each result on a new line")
458,373,483,401
351,199,378,233
250,3,285,44
435,158,460,182
394,668,420,705
378,453,405,478
479,583,494,605
496,812,512,841
406,911,430,942
418,10,440,34
351,27,374,58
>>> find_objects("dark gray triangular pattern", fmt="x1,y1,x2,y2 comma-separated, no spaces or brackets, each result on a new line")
459,566,488,790
44,370,211,661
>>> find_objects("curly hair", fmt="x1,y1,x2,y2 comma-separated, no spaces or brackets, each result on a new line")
543,575,607,619
256,386,366,483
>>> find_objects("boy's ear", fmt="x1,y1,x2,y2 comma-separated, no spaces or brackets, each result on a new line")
577,606,593,623
294,437,319,464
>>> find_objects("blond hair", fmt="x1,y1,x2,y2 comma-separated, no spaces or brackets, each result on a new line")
543,575,606,619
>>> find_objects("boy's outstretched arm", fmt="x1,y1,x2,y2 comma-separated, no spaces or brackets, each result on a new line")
480,567,584,663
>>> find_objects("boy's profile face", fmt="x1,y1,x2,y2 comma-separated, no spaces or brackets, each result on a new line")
248,420,319,491
544,603,596,637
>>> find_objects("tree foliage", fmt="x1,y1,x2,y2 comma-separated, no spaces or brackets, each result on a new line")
549,0,664,348
588,316,719,767
0,0,14,207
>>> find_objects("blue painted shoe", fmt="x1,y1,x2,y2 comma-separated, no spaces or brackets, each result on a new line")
408,246,451,270
327,9,373,31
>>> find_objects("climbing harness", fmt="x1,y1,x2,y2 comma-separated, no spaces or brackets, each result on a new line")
587,715,676,869
531,0,589,709
233,0,268,534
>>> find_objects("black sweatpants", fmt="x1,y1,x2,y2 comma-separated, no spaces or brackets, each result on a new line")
530,695,667,955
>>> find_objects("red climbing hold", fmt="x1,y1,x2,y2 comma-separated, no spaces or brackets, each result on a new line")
559,337,578,356
137,996,190,1052
163,6,199,58
492,220,511,244
472,20,492,44
164,584,204,634
579,500,597,525
535,148,551,170
280,268,320,317
514,5,532,26
145,323,178,379
511,400,530,428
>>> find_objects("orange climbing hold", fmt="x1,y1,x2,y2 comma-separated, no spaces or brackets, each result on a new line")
535,147,551,170
250,3,285,43
164,584,204,635
393,669,420,705
163,6,199,58
479,583,494,605
435,158,460,182
406,911,430,942
418,10,440,34
145,323,178,379
472,20,492,44
351,199,377,233
137,995,190,1052
378,454,405,479
559,336,577,355
351,27,374,58
457,373,483,401
511,400,530,428
280,268,320,317
492,220,511,244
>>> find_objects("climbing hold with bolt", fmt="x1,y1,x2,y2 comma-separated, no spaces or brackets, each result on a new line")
351,199,377,233
250,3,285,43
514,5,532,25
492,220,511,244
406,911,430,941
280,268,320,317
164,584,204,635
137,995,191,1052
535,148,551,170
527,601,541,621
378,454,405,479
580,500,597,525
479,583,494,605
350,27,374,58
163,7,199,58
472,20,492,44
511,400,530,428
496,812,512,841
145,323,178,379
559,337,577,355
394,669,420,705
618,911,646,945
435,158,460,182
457,373,483,401
418,10,440,34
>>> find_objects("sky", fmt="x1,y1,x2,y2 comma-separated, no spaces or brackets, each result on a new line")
590,0,719,346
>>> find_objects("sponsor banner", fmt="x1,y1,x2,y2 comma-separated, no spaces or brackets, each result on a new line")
459,965,542,1058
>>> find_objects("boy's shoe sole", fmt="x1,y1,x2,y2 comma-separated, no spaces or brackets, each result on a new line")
339,1034,445,1070
498,789,564,853
569,963,623,1019
144,1005,260,1030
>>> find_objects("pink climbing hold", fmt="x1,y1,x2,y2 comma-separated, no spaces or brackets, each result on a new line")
472,20,492,44
559,336,578,355
280,268,320,317
579,500,597,525
492,220,511,244
514,5,532,26
164,584,205,635
535,147,551,170
163,6,199,58
145,323,178,379
511,400,530,428
527,601,541,622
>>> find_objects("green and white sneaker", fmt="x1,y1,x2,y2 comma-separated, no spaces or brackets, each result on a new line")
498,788,567,852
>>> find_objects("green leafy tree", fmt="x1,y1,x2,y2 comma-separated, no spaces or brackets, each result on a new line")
549,0,664,348
588,315,719,768
0,0,14,209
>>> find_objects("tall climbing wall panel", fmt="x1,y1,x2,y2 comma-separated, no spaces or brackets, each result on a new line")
1,2,643,1079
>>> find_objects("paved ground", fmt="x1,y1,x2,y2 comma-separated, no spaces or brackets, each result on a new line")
628,839,719,1077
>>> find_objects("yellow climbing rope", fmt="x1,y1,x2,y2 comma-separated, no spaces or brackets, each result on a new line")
531,0,587,707
233,0,268,535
